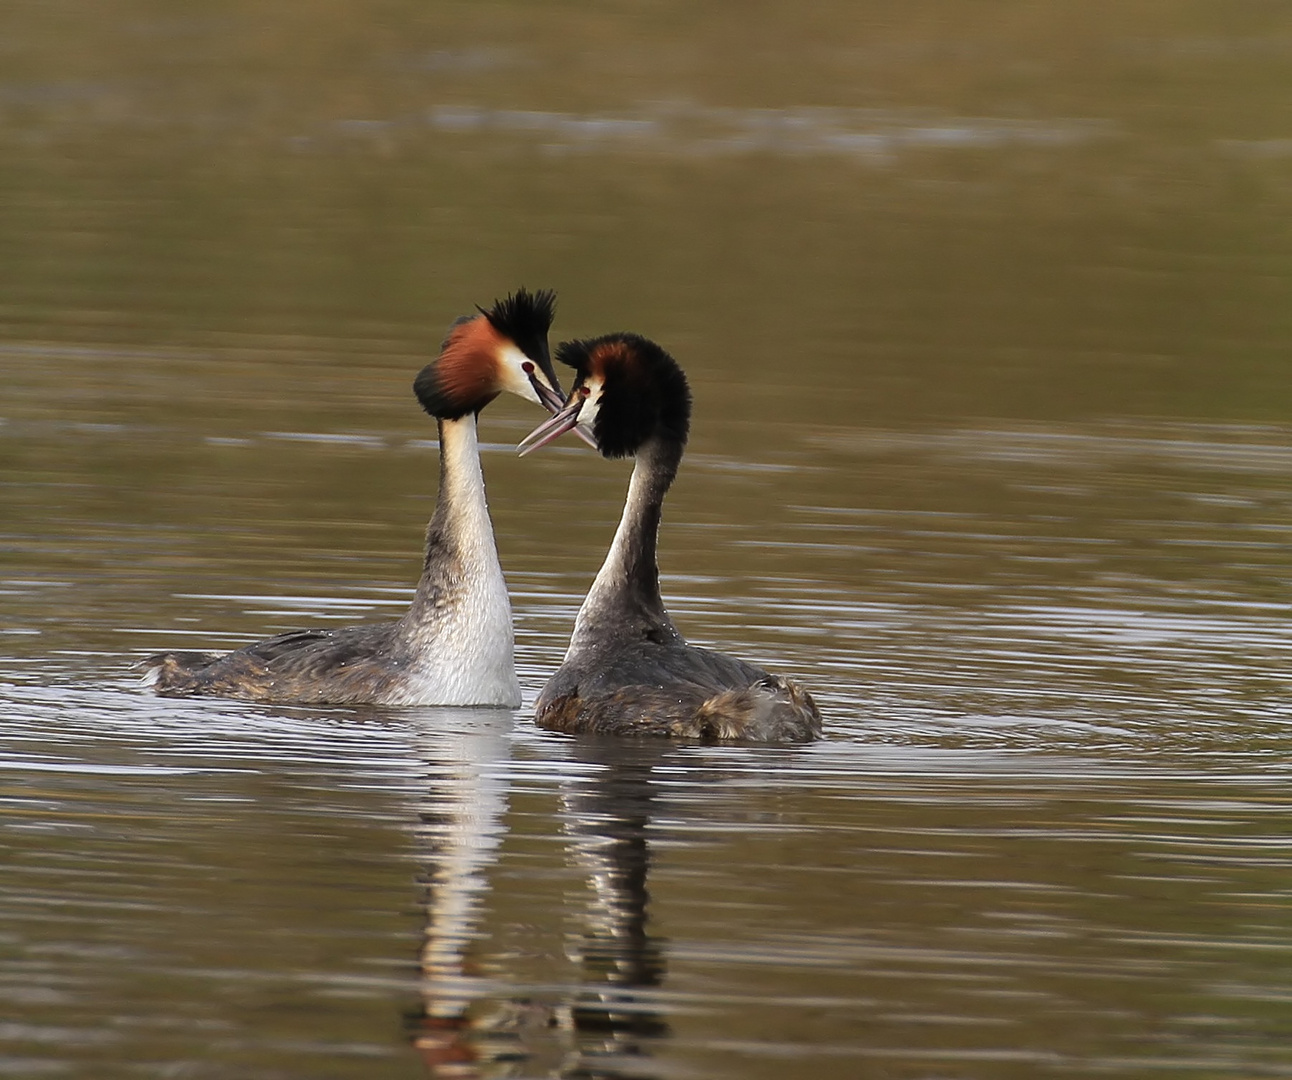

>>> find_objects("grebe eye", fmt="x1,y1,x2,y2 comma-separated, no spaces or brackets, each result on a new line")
579,385,591,397
522,361,534,373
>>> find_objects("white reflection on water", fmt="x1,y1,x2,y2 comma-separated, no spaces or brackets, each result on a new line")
414,103,1110,163
808,421,1292,474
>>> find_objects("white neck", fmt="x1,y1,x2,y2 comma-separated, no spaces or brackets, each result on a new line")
437,416,500,565
569,436,682,655
396,415,520,706
576,459,651,629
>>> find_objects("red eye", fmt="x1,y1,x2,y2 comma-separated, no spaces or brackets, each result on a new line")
579,385,591,397
522,361,534,373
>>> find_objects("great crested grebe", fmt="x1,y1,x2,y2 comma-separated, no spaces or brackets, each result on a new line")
142,288,564,707
517,333,822,742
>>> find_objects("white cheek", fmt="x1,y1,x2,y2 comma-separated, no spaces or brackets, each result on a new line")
498,343,541,404
578,376,604,426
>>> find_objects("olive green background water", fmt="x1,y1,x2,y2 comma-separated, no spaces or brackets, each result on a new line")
3,3,1292,1078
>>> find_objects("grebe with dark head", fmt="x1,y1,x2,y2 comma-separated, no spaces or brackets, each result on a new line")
518,333,822,742
142,288,564,707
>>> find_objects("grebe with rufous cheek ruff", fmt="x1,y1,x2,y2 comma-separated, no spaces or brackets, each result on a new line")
517,333,822,742
141,288,564,707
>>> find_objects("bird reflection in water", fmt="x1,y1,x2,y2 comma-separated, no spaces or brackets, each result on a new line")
408,719,670,1079
408,709,520,1073
560,739,670,1076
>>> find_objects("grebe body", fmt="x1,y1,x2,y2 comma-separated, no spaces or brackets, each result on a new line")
518,333,822,742
142,289,563,707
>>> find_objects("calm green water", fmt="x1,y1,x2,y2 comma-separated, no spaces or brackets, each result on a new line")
3,3,1292,1078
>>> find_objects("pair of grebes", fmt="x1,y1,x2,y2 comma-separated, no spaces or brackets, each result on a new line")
143,290,821,743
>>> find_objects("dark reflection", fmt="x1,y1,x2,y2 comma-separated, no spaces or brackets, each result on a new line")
408,724,670,1079
559,739,671,1077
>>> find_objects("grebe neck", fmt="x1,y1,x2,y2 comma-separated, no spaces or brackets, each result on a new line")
435,416,497,556
406,414,504,620
396,413,519,705
570,434,685,651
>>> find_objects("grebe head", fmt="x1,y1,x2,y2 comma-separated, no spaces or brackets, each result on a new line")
414,288,563,420
517,333,691,458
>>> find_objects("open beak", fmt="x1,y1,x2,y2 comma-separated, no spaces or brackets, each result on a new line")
528,370,567,414
525,365,596,448
518,391,590,456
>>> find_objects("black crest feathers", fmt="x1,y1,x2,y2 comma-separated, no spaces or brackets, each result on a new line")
481,288,557,373
556,333,691,459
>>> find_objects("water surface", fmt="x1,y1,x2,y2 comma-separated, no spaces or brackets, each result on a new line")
3,2,1292,1077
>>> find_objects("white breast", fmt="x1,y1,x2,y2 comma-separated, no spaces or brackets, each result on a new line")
386,415,521,708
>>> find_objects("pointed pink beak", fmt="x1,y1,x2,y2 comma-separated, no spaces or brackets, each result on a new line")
518,389,593,456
